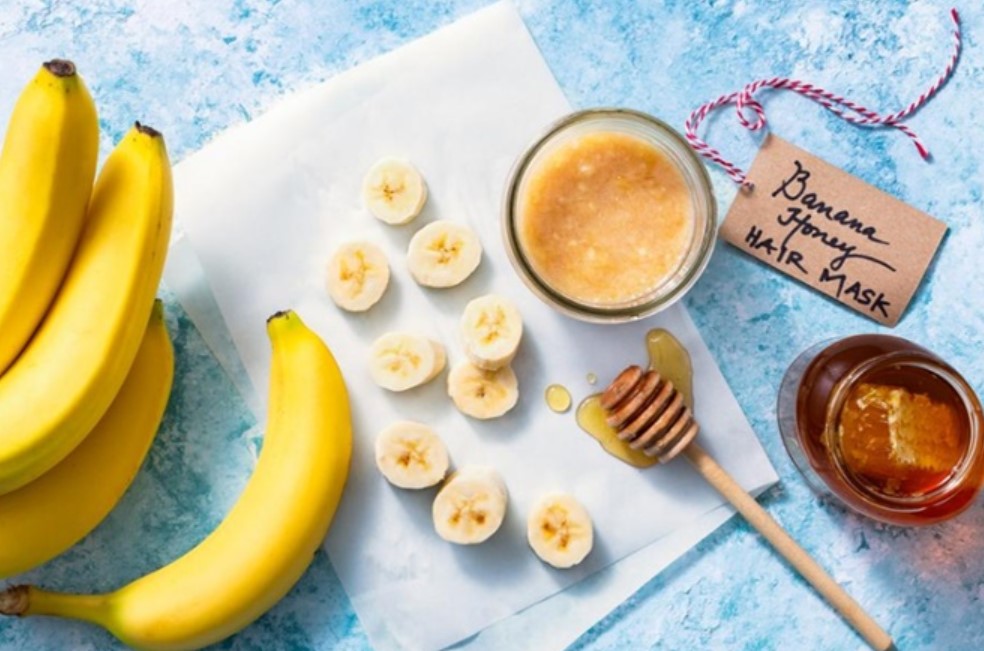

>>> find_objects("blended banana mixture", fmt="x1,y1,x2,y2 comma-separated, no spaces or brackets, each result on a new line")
519,131,694,306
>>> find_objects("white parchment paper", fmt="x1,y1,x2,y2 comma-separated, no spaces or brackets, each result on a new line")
167,3,779,650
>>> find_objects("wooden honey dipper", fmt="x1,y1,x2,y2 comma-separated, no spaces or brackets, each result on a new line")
601,366,895,651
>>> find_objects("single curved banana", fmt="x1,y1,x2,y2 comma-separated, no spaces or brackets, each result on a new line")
0,310,353,651
0,300,173,579
0,59,99,375
0,123,172,495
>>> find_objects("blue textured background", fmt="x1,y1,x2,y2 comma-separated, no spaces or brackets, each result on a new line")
1,1,982,649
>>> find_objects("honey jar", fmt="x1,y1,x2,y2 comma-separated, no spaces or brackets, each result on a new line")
778,334,984,525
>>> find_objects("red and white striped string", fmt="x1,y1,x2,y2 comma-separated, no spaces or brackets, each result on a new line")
684,8,962,190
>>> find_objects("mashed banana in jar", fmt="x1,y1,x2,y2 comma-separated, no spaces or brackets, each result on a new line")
518,131,694,306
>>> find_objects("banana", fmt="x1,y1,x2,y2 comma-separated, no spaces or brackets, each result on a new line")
325,241,390,312
447,361,518,419
432,466,508,545
369,332,446,391
407,220,482,288
0,123,172,495
375,421,450,489
0,59,98,375
0,310,353,651
526,492,594,569
0,300,173,579
362,157,427,225
460,294,523,370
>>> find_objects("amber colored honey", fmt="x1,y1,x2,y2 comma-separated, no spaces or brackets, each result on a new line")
576,328,693,468
837,382,965,496
795,335,983,524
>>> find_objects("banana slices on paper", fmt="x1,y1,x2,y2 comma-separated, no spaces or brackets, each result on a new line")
527,492,594,569
326,241,390,312
407,220,482,288
375,421,450,489
369,332,446,392
362,158,428,225
460,294,523,370
433,466,508,544
447,361,518,420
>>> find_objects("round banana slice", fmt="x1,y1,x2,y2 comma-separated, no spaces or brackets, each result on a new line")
527,492,594,569
460,294,523,370
362,157,428,225
369,332,445,392
447,361,518,420
433,466,508,544
375,421,450,489
407,220,482,288
325,241,390,312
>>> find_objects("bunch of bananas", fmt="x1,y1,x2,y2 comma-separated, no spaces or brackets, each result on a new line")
0,61,353,650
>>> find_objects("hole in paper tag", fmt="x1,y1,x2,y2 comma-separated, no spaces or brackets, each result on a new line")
719,135,947,326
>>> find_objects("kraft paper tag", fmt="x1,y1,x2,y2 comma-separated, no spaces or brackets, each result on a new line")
720,135,947,326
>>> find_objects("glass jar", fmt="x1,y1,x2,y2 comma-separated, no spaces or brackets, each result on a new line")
502,108,716,323
778,334,984,525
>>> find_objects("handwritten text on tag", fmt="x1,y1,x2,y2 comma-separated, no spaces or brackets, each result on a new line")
720,135,946,326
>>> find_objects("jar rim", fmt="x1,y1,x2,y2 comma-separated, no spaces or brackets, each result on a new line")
501,108,717,323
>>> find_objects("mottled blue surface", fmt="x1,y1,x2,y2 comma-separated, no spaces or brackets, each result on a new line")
1,1,983,650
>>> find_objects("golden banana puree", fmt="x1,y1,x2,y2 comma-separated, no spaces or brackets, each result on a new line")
518,131,694,305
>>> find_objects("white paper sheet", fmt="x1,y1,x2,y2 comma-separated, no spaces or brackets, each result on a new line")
455,498,752,651
167,3,779,650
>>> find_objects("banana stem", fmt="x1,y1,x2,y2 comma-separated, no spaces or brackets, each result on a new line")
0,585,28,616
0,585,108,625
42,59,76,77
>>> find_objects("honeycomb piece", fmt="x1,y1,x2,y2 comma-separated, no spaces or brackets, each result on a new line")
837,383,963,480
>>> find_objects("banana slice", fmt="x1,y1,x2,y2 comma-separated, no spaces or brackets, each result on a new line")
460,294,523,370
362,158,428,225
369,332,445,392
375,421,450,489
447,361,518,420
426,339,447,382
432,466,508,544
325,241,390,312
407,220,482,288
527,492,594,569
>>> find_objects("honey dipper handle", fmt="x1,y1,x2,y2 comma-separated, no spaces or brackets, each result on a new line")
683,442,894,651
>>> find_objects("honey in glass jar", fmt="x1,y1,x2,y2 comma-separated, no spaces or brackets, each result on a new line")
778,335,984,525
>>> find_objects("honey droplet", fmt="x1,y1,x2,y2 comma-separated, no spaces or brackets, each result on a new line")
645,328,693,408
575,395,658,468
545,384,572,413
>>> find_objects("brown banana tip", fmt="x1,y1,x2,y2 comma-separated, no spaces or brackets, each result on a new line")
135,121,162,138
43,59,76,77
267,310,292,324
0,585,29,617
